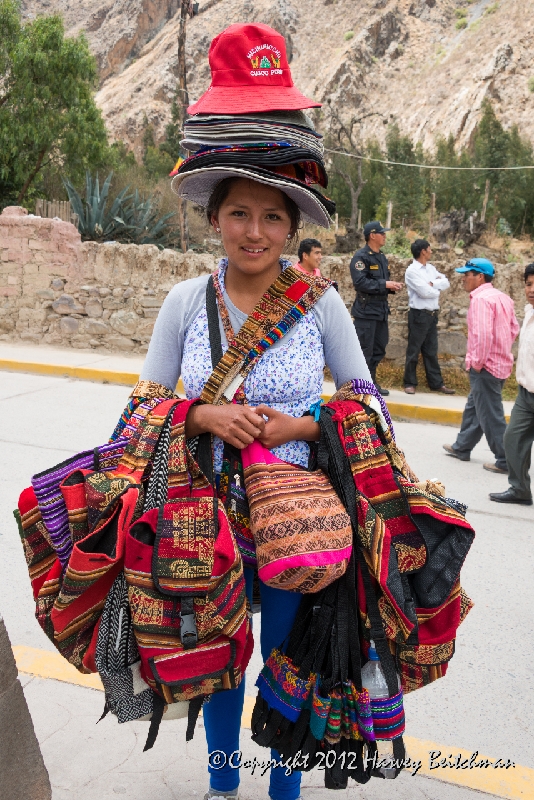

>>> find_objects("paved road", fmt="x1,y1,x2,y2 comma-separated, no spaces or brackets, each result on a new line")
1,373,532,798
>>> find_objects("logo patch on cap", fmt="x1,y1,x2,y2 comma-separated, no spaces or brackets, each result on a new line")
248,44,283,76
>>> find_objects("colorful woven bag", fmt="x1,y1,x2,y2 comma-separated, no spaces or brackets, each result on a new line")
15,398,178,673
322,394,475,693
49,484,140,672
124,400,253,739
241,440,352,592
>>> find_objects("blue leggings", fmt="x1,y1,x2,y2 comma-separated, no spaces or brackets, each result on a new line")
203,568,302,800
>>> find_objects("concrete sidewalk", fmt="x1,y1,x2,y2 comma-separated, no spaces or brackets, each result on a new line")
19,673,525,800
0,341,514,425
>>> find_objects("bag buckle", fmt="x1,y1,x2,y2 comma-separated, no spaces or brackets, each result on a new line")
180,598,198,649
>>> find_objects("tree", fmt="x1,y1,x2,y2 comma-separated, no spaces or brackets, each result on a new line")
384,124,428,226
142,115,174,181
0,1,108,207
499,125,534,235
325,104,385,229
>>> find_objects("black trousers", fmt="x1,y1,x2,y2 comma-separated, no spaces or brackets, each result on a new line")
353,317,388,382
403,308,444,390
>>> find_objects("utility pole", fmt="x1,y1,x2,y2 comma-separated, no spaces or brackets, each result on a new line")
481,179,491,224
430,192,436,228
176,0,193,253
386,201,393,230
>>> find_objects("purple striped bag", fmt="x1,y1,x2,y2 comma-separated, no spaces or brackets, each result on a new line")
31,441,127,568
30,398,158,567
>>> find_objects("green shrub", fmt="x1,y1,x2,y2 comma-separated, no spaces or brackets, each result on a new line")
344,30,354,40
496,217,513,237
484,2,499,13
384,228,412,258
455,8,468,17
455,18,468,29
528,76,534,93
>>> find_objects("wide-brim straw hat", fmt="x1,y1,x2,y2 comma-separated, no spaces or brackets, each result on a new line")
171,166,332,227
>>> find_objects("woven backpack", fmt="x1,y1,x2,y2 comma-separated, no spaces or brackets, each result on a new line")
123,399,253,742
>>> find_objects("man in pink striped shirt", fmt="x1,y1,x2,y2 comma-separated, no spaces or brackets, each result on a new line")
443,258,519,473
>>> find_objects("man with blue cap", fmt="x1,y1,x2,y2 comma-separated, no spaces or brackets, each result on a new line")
443,258,519,472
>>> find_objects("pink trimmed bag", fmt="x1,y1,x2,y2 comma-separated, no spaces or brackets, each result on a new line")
241,441,352,593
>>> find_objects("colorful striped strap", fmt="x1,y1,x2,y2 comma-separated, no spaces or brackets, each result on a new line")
200,265,332,405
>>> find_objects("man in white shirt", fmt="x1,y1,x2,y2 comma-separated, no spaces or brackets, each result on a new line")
403,239,455,395
490,263,534,505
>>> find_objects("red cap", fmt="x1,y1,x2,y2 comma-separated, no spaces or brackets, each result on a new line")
187,23,321,115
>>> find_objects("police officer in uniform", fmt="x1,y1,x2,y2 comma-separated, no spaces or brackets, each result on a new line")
350,221,403,396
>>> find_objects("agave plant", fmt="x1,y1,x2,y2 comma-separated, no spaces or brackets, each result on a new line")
118,189,179,248
63,171,179,249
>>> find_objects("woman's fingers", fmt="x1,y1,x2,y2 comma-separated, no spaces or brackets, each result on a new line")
242,405,266,433
230,407,264,438
254,404,277,420
208,404,265,448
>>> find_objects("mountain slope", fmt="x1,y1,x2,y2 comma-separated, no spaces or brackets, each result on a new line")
22,0,534,157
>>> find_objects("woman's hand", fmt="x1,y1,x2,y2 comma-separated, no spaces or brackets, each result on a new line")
255,405,320,449
185,403,266,449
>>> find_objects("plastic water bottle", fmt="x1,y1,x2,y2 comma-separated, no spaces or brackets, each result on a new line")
361,640,400,779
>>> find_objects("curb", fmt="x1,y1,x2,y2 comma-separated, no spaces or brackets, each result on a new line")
0,358,139,387
0,358,510,426
383,401,465,426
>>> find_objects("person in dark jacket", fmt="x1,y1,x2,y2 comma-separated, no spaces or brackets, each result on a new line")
350,221,403,396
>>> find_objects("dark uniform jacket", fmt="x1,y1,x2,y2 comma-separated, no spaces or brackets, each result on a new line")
350,245,391,321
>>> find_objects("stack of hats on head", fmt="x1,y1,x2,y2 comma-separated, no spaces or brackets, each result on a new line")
170,23,335,228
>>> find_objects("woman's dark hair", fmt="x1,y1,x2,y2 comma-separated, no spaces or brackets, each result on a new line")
411,239,430,259
206,176,302,241
524,263,534,282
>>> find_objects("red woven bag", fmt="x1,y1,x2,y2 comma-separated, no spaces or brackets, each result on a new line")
124,401,253,720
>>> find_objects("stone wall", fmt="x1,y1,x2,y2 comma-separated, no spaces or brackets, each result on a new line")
0,206,214,352
0,206,528,361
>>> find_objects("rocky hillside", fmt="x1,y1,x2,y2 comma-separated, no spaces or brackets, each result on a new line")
21,0,534,157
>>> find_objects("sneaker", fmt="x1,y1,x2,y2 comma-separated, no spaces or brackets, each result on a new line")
483,463,508,474
203,790,239,800
443,444,470,462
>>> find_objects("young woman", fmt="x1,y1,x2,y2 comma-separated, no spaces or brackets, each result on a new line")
139,175,371,800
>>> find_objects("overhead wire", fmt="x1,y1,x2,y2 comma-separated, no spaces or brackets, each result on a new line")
324,147,534,171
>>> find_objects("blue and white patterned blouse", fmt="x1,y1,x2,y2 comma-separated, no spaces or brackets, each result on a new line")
181,260,324,471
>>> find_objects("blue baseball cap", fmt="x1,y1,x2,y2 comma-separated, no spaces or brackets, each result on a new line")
455,257,495,278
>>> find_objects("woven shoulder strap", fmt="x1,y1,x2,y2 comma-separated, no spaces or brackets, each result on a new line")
201,267,332,405
115,399,181,480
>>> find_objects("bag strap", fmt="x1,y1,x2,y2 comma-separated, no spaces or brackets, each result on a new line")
114,398,181,481
166,400,214,492
201,266,332,405
206,275,224,368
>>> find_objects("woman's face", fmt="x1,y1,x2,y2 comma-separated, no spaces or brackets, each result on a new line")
211,179,293,276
